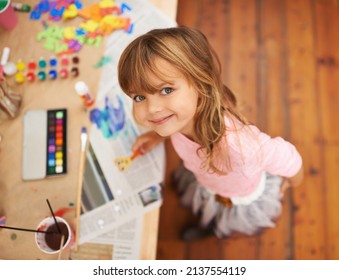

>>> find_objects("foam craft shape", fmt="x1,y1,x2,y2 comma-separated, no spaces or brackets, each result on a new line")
101,15,128,29
64,27,76,39
62,4,78,19
78,4,102,22
99,0,116,8
80,19,99,32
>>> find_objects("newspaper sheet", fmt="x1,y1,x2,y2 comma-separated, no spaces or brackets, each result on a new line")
90,216,144,260
78,0,176,258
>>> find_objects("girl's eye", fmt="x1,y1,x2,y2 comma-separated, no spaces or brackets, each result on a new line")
133,95,145,102
160,87,174,95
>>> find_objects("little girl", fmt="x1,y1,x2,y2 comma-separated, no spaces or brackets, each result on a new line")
118,26,303,240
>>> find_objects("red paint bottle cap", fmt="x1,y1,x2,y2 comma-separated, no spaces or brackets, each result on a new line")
28,61,37,70
26,72,35,81
59,68,68,79
61,58,69,66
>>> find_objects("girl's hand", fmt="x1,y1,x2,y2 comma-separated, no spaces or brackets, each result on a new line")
132,131,165,154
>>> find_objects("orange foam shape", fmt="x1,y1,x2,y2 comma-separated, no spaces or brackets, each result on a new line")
78,4,103,22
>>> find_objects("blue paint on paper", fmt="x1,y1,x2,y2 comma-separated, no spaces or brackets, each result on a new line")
90,96,126,139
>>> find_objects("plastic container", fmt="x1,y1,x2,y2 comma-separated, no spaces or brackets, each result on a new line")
0,1,18,30
74,81,95,107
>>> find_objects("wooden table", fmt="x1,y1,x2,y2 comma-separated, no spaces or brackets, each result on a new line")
0,0,177,260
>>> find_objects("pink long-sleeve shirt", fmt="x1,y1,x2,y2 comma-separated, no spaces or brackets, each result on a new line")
170,116,302,197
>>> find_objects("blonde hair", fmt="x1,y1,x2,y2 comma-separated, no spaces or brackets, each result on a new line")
118,26,247,174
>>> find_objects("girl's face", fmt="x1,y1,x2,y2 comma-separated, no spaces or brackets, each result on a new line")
130,58,199,139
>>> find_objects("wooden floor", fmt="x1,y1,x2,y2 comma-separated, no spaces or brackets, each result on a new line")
156,0,339,260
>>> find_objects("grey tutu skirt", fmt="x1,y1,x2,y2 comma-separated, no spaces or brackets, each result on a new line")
173,164,283,238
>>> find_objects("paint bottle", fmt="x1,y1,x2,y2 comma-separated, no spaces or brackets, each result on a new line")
74,81,95,107
59,68,68,79
48,69,57,80
12,3,31,13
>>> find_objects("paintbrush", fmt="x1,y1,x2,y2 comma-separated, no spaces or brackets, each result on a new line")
46,199,61,234
74,127,88,252
114,148,143,172
0,225,56,234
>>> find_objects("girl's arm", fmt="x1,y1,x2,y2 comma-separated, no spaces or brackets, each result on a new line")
287,165,304,187
132,130,166,154
280,165,304,197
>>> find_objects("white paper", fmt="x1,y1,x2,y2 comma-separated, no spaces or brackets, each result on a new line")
90,216,143,260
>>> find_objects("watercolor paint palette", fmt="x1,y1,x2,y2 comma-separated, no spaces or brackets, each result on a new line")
46,109,67,176
22,108,67,180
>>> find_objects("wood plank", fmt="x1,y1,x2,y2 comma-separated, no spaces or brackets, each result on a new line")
257,0,287,136
187,237,224,259
324,147,339,259
257,204,292,259
198,0,230,84
223,236,258,259
314,0,339,144
314,0,339,259
140,210,160,259
70,243,113,260
176,0,200,27
285,0,326,259
157,240,186,259
256,0,292,260
227,0,259,123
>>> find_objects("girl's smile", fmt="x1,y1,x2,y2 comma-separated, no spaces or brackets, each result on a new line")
149,114,174,126
131,58,199,140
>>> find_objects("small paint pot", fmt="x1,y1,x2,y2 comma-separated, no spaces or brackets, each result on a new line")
72,56,79,64
16,60,25,71
70,67,79,77
26,72,35,82
28,61,37,70
61,58,69,66
38,58,47,68
59,68,68,79
49,57,57,67
37,71,46,81
15,72,24,83
49,69,57,80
